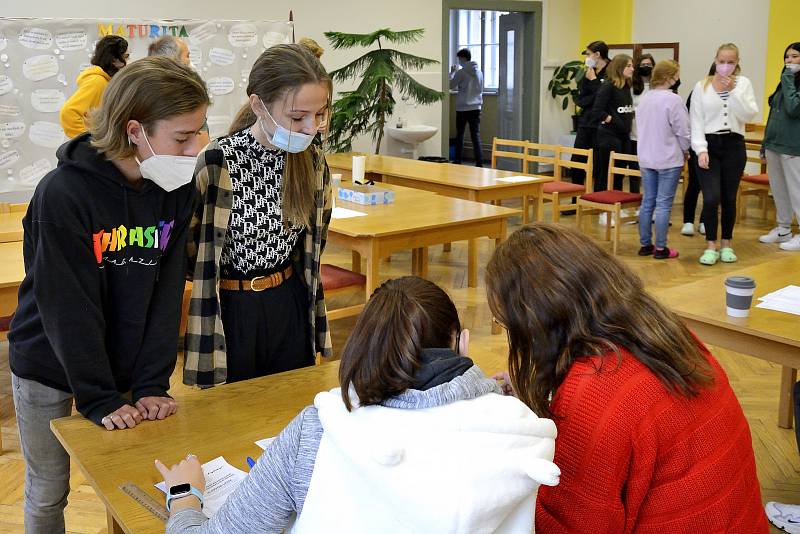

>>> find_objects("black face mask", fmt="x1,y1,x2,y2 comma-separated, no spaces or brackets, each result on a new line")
637,65,653,77
670,79,682,91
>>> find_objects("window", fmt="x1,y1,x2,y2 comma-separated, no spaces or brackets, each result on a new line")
452,9,508,91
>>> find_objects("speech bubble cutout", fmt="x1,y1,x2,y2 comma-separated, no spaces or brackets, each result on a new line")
0,149,20,168
188,22,217,45
207,77,235,96
188,44,202,64
0,31,7,52
23,55,59,82
0,105,21,117
0,75,12,96
29,121,65,148
228,24,258,48
18,27,53,49
31,89,66,113
208,47,236,66
55,29,88,51
263,31,289,48
206,115,232,138
19,158,52,184
0,122,26,139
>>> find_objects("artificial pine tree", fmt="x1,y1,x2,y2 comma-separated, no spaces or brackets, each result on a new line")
324,28,443,154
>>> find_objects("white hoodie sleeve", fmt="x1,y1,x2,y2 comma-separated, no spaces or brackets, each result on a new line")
729,75,760,124
690,82,709,154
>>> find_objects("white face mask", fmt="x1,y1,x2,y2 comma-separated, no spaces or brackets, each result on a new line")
257,99,315,154
786,63,800,74
585,56,597,68
134,129,196,192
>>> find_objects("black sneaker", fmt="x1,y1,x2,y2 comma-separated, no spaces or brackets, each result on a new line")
653,247,679,259
638,244,654,256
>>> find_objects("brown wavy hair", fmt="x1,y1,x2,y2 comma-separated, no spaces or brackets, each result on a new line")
485,224,713,418
339,276,461,411
607,54,633,89
229,44,332,227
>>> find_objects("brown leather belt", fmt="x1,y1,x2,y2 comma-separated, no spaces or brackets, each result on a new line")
219,265,293,292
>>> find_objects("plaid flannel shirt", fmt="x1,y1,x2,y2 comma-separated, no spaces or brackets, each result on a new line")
183,138,332,387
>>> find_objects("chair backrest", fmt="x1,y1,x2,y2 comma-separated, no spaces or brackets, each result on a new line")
491,137,528,172
744,142,767,175
556,146,594,191
524,142,560,175
607,152,642,192
745,123,765,134
0,202,28,214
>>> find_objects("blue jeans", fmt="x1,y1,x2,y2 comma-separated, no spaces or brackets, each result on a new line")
639,167,682,249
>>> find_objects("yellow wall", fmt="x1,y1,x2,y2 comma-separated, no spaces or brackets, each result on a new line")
579,0,633,50
764,0,794,121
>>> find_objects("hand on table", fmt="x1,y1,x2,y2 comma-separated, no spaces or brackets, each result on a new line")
135,396,178,421
101,404,143,430
154,454,206,493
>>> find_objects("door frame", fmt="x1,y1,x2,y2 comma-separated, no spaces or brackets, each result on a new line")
441,0,543,158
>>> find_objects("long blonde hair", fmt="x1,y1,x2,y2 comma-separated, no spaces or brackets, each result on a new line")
703,43,742,88
607,54,632,89
229,44,332,228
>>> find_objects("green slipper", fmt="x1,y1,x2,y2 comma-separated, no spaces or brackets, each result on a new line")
720,247,737,263
699,249,720,265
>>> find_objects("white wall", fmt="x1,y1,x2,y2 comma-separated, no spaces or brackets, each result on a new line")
632,0,769,109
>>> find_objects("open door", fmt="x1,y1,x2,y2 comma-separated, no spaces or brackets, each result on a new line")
496,12,526,170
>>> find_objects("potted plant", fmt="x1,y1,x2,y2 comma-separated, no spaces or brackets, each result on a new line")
547,60,586,133
324,28,443,154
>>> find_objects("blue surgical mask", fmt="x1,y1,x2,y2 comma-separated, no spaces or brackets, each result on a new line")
257,99,315,153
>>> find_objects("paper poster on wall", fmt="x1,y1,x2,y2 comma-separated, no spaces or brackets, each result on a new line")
0,17,292,194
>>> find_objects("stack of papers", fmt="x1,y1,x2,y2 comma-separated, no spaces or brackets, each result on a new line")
156,456,247,518
332,207,368,219
755,285,800,316
495,176,536,183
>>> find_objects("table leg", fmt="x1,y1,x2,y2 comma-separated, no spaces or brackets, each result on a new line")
107,509,124,534
467,238,478,288
522,195,530,225
779,366,797,429
351,251,361,274
412,247,429,278
535,185,545,222
491,220,507,335
365,242,380,299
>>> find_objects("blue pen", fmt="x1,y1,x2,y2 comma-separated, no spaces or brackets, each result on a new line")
246,456,256,469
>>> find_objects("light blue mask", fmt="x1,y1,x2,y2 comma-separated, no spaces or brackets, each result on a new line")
258,99,315,153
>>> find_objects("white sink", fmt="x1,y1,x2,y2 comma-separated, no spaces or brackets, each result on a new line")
386,124,438,144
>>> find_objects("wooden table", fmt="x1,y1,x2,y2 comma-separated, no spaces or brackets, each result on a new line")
329,183,519,295
654,255,800,428
0,241,24,318
326,153,552,224
0,211,24,242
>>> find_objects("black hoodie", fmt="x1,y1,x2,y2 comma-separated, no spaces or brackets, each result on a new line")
9,133,194,425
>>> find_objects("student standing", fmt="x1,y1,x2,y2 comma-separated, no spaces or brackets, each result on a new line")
636,60,689,259
758,42,800,250
690,43,759,265
450,48,484,167
571,40,610,186
627,53,655,194
184,44,333,387
10,56,208,534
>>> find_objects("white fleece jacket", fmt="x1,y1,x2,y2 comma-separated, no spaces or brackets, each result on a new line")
690,75,759,154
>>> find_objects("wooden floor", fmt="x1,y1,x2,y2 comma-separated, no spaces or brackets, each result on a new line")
0,193,797,533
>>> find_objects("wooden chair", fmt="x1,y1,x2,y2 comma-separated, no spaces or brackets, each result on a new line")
321,264,366,321
0,202,28,214
576,152,643,255
738,142,770,220
541,146,593,222
523,142,560,222
490,137,528,172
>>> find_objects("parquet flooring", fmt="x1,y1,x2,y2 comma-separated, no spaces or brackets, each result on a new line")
0,192,796,533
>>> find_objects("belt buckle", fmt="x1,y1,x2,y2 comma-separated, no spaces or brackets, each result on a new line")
250,276,266,292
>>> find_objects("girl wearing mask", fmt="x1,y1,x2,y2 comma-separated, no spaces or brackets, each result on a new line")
627,53,656,194
571,40,610,186
690,43,759,265
184,44,333,387
758,42,800,251
10,56,208,533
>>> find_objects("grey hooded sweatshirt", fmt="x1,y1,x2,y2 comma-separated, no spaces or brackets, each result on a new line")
450,61,484,112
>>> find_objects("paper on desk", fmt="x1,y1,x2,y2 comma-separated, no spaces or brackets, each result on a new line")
755,285,800,316
332,207,367,219
495,175,537,183
156,456,247,517
255,437,276,450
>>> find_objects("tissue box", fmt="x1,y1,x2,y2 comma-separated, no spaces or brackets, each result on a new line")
338,185,395,205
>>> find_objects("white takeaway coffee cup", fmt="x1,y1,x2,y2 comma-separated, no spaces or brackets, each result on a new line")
725,276,756,318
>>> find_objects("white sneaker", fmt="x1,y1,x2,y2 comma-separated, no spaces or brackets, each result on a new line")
760,227,793,244
765,501,800,534
780,235,800,251
681,223,694,236
699,223,706,235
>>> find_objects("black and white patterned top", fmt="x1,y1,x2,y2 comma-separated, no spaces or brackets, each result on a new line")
218,128,303,278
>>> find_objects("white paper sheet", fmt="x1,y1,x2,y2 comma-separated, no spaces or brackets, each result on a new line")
255,437,276,450
156,456,247,517
755,285,800,316
755,300,800,316
495,175,536,183
331,207,367,219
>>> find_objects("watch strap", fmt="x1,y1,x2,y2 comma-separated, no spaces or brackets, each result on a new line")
166,485,204,512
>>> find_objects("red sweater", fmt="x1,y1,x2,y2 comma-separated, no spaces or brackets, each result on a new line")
535,347,768,533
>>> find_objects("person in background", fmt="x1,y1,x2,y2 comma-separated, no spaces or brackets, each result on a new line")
298,37,325,59
636,60,689,260
571,40,610,187
487,224,769,533
681,85,707,237
156,276,559,533
758,42,800,251
592,54,635,192
449,48,484,167
10,56,208,534
691,43,759,265
627,52,655,194
59,35,129,138
183,44,332,387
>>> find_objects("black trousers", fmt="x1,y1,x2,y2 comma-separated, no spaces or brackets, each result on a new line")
626,140,641,194
697,133,746,242
682,149,702,224
594,132,633,192
220,271,313,383
454,109,483,167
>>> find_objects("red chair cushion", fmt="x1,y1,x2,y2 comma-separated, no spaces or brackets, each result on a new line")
321,264,366,291
0,313,13,332
741,173,769,185
543,181,585,194
580,190,643,204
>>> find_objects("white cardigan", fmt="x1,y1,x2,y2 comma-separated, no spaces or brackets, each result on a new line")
690,75,759,154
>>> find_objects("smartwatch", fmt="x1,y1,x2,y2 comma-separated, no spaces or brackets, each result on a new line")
166,483,204,512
